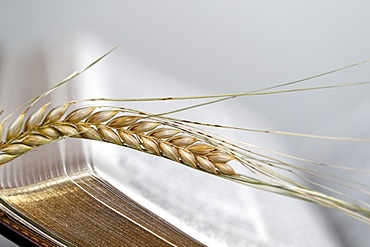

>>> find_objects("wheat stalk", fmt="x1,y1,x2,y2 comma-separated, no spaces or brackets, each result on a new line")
1,102,370,224
1,50,370,225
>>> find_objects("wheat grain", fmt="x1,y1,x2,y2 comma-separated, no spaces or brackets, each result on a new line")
0,105,238,176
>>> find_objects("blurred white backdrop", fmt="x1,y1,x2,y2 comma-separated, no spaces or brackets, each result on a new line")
1,1,370,246
1,1,370,132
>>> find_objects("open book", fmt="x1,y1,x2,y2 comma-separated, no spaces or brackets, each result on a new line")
0,39,369,246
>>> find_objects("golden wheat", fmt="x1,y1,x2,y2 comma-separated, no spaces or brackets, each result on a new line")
1,50,370,225
0,104,237,176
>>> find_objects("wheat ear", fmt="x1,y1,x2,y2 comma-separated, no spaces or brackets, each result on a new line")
0,104,237,176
